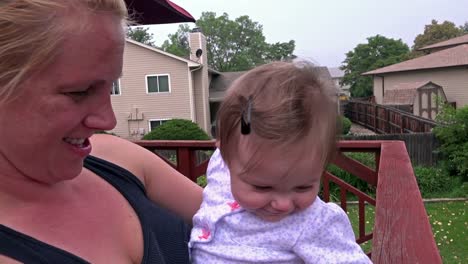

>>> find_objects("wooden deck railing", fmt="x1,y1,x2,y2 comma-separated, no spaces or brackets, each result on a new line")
134,139,441,263
345,100,438,134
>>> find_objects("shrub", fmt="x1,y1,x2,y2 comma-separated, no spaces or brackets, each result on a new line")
433,105,468,180
142,119,210,140
197,175,207,187
340,116,352,135
413,166,463,198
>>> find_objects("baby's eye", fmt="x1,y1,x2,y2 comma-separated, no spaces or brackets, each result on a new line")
295,186,313,192
253,185,272,191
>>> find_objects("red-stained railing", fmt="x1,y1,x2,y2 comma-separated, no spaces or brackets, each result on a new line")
134,139,441,264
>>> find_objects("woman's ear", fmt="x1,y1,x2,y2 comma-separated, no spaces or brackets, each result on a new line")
215,140,220,148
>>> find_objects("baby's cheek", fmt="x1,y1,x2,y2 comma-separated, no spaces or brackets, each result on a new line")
237,193,267,210
296,194,317,210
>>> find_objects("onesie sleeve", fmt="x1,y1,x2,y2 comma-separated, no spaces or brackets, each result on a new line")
292,203,372,264
205,149,230,186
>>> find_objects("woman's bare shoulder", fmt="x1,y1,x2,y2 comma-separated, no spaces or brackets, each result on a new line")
0,255,22,264
89,134,147,183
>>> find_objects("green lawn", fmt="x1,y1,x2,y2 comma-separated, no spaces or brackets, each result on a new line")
346,201,467,264
426,201,467,264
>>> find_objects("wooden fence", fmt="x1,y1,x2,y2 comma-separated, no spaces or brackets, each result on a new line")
345,100,438,134
342,133,439,166
134,139,441,263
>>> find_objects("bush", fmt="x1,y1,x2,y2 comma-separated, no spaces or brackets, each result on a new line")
413,166,463,198
324,152,465,199
197,175,207,187
433,105,468,180
142,119,210,140
340,116,352,135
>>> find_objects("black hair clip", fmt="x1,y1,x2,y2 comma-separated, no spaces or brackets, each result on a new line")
241,98,252,135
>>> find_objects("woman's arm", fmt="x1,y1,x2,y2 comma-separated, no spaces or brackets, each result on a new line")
90,134,203,223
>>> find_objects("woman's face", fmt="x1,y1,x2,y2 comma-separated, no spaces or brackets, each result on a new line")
0,13,125,184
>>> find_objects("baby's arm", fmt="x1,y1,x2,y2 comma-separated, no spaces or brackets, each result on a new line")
292,203,372,264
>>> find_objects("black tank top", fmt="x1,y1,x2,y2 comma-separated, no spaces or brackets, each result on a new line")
0,155,191,264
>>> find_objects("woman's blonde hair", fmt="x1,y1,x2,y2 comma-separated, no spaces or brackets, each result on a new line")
0,0,128,104
217,60,339,170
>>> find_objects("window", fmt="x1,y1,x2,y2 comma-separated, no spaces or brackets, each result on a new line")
146,74,170,93
111,79,121,95
149,119,169,131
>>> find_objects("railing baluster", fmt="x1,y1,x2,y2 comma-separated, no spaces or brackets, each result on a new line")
340,187,347,212
359,199,365,238
322,173,330,202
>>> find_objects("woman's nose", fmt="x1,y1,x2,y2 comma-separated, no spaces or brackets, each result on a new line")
84,93,117,131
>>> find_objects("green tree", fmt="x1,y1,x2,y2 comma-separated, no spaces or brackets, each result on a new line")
433,105,468,181
341,35,409,98
460,22,468,33
127,26,156,47
264,41,297,62
410,20,466,57
161,24,191,58
162,12,295,71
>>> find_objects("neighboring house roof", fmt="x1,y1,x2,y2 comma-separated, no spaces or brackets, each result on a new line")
382,81,443,105
316,67,337,93
363,44,468,75
418,33,468,51
208,68,223,75
209,71,247,101
125,38,201,67
328,67,345,78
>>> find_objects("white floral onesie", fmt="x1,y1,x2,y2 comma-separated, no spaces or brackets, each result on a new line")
189,149,372,264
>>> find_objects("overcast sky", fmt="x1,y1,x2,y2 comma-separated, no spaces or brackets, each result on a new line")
147,0,468,67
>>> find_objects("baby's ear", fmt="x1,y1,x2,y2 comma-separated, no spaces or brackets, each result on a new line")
215,140,220,148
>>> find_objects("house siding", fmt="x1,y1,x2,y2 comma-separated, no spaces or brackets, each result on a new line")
373,67,468,108
189,32,211,134
110,41,192,139
373,76,384,104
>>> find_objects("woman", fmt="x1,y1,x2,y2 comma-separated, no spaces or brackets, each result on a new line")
0,1,202,263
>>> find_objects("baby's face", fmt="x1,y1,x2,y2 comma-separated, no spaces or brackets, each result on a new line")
229,141,323,222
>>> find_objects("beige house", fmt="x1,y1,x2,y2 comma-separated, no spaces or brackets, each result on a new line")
363,34,468,119
111,29,336,139
328,67,351,98
110,29,211,139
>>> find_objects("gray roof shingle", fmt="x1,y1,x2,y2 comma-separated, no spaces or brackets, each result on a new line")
363,44,468,75
419,34,468,51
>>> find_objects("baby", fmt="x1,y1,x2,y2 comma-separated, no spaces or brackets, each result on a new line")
189,61,371,263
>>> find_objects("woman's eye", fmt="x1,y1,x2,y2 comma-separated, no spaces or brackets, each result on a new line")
67,91,89,97
63,88,92,100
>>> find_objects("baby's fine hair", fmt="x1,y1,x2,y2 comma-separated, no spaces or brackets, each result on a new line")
0,0,129,104
217,60,339,168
